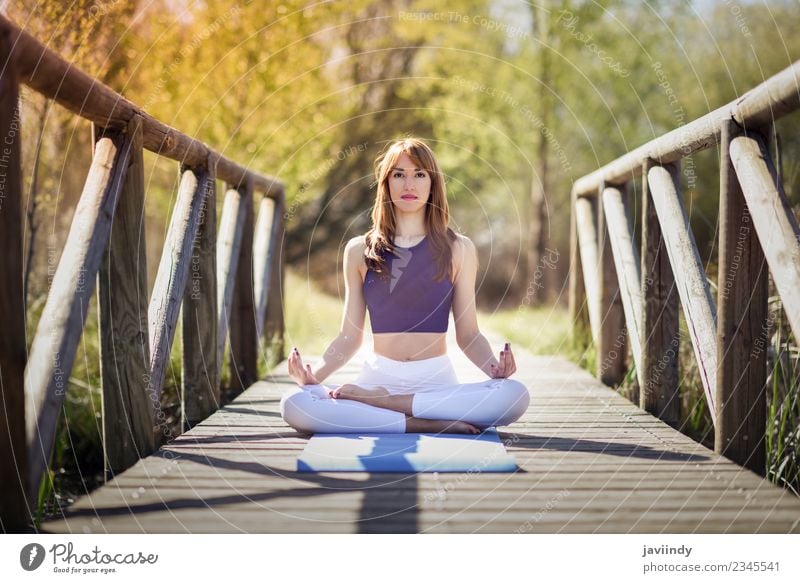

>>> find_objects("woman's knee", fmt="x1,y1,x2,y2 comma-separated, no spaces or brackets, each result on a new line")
280,389,316,433
489,378,530,425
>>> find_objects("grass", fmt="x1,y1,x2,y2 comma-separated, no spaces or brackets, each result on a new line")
764,302,800,496
479,304,593,370
283,268,346,355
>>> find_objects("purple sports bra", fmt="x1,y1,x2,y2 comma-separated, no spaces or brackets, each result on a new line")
363,236,454,333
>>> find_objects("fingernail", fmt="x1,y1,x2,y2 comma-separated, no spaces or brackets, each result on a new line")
505,342,510,349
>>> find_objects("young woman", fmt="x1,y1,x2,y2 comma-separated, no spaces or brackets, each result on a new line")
281,137,529,435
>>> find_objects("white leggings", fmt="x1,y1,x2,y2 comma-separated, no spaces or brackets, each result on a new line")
280,352,530,433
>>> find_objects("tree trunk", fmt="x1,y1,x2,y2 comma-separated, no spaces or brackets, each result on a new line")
528,0,551,306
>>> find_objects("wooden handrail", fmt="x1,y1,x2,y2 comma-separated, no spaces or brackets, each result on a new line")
572,60,800,197
0,16,287,529
0,15,282,196
570,59,800,473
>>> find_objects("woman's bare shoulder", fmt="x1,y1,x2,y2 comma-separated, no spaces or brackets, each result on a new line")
451,232,475,257
345,235,368,280
346,234,367,250
450,233,476,281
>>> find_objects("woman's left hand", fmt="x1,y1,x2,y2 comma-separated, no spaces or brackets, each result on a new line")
490,342,517,378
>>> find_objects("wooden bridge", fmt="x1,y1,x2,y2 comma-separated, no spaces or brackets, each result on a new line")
32,328,800,533
2,16,800,533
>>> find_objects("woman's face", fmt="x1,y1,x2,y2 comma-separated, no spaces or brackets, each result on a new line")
387,152,431,212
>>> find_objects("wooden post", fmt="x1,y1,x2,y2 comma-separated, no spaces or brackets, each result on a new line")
229,178,257,393
729,133,800,340
601,185,643,386
216,185,248,377
25,126,133,501
597,184,627,386
264,190,286,365
148,165,212,442
181,157,219,430
96,116,155,478
640,159,680,427
568,191,591,349
0,31,31,531
716,120,769,472
647,162,717,424
253,194,278,344
574,195,600,345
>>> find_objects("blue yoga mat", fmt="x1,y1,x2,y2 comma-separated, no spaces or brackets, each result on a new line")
297,428,517,473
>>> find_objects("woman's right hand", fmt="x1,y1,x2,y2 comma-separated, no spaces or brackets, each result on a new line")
288,347,320,386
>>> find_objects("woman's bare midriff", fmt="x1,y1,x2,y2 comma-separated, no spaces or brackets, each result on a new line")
372,332,447,361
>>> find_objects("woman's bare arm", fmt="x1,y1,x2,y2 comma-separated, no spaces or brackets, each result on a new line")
308,237,367,383
451,235,507,377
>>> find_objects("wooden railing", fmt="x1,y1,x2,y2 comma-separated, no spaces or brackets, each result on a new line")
569,59,800,475
0,16,286,531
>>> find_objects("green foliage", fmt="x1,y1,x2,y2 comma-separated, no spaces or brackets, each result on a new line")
284,269,346,356
765,300,800,496
127,0,369,207
481,305,593,370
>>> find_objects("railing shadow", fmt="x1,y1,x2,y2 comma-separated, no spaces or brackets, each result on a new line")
48,448,422,533
496,431,709,462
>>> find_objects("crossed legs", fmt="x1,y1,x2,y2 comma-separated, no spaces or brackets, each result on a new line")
280,377,530,434
330,384,482,434
329,384,488,433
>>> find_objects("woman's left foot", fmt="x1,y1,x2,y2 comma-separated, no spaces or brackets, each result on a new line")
330,383,390,403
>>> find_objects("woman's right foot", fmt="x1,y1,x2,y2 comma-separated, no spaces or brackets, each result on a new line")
330,383,390,401
443,421,481,434
405,417,481,434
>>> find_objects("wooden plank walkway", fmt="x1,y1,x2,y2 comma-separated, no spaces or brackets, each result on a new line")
41,326,800,533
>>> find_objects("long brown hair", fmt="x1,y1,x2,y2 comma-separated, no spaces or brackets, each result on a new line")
364,137,457,282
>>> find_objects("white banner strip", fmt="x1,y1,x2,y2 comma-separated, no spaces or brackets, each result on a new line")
1,534,798,582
